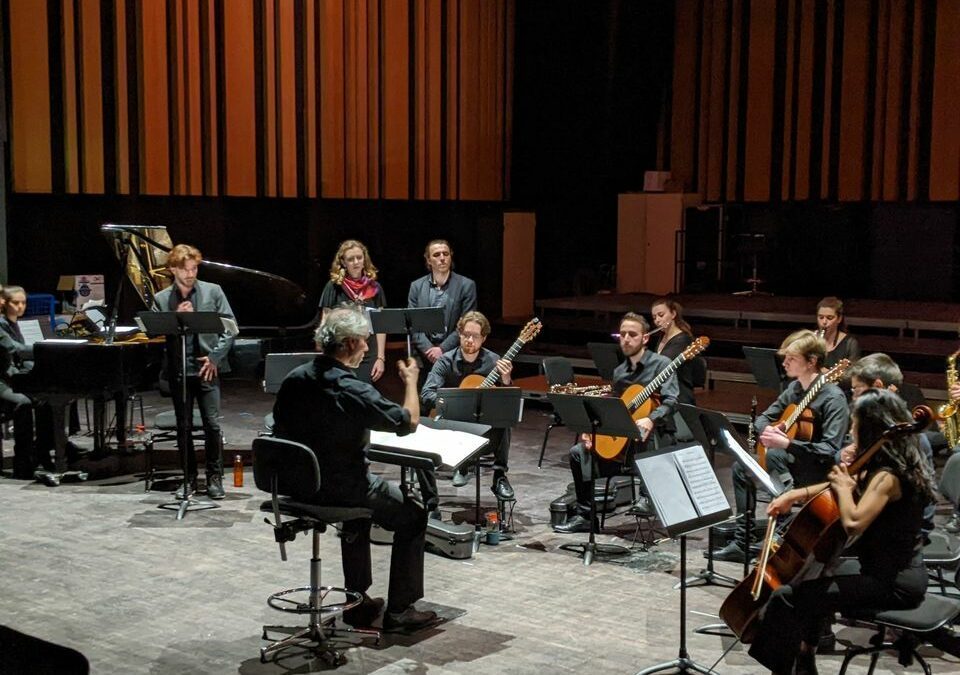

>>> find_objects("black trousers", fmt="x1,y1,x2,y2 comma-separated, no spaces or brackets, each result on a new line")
171,375,223,476
4,388,44,477
749,564,926,672
336,473,427,613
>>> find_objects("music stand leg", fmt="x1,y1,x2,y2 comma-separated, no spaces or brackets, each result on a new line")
558,479,629,566
635,537,720,675
677,525,738,590
158,330,220,520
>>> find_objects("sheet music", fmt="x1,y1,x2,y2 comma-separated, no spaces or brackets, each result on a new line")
369,425,488,470
721,429,781,496
636,452,699,526
19,319,44,346
673,445,729,517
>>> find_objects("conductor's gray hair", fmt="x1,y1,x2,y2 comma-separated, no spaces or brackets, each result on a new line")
315,306,370,355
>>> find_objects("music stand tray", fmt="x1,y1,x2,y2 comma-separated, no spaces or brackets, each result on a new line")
369,307,444,359
436,387,523,429
633,441,730,675
137,311,234,520
548,393,641,566
587,342,623,382
742,346,787,392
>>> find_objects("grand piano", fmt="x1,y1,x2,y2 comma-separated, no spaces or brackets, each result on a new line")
18,224,319,483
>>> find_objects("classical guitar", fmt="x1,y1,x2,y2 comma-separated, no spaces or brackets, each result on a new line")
754,359,850,468
459,318,542,389
593,336,710,460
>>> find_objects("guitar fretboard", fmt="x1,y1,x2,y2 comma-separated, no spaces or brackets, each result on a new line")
479,337,527,388
627,351,687,411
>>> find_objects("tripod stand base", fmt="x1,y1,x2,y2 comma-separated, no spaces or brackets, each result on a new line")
674,567,738,590
559,541,630,566
693,622,735,638
159,497,220,520
635,656,719,675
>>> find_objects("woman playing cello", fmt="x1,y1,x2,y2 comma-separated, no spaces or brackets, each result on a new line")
748,388,936,674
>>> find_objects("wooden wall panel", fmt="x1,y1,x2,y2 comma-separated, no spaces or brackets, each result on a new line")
668,0,958,202
7,0,512,201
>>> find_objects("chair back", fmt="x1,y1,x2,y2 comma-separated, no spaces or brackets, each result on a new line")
263,352,316,394
542,356,575,387
940,451,960,506
253,437,321,501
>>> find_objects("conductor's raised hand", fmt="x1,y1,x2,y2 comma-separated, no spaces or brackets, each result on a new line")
397,357,419,384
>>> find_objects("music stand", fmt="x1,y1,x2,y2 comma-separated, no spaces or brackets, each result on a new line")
548,393,640,566
587,342,623,382
436,387,523,533
742,346,787,392
675,404,739,590
633,442,730,675
368,307,444,359
137,310,235,520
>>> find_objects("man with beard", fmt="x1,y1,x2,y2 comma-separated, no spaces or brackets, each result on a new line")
420,311,515,500
553,312,679,533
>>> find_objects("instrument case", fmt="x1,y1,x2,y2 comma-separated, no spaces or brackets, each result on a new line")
425,519,478,560
550,492,578,527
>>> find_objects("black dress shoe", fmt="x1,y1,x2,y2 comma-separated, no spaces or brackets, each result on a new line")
552,514,598,534
946,514,960,534
626,495,654,516
175,477,199,500
491,475,515,500
451,469,470,487
708,541,747,563
383,606,438,631
206,473,225,500
343,594,384,627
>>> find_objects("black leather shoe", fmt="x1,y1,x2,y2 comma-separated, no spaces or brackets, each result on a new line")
451,469,470,487
708,541,747,563
552,514,598,534
206,473,225,500
343,594,384,627
175,477,199,500
491,475,515,500
946,515,960,534
383,606,438,631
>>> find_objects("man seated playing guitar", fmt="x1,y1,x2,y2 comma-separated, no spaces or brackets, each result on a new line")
420,311,516,500
711,329,849,563
553,312,679,534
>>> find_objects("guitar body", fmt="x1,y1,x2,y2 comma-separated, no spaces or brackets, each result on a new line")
593,384,658,460
754,404,815,468
459,373,487,389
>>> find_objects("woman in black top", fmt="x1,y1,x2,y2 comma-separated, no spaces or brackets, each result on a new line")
651,297,698,405
319,240,386,383
817,296,860,368
749,388,934,674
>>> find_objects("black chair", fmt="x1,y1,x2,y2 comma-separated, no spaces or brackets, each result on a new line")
537,356,576,469
839,594,960,674
252,437,379,664
261,352,315,435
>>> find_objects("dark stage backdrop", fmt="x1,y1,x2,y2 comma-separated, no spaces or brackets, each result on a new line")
7,194,506,323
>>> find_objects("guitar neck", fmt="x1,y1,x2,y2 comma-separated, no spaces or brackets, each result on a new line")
478,336,525,388
628,351,686,410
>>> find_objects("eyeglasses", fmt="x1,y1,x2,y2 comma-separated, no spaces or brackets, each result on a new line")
459,332,483,342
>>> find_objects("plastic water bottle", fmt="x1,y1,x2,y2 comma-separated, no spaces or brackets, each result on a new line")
233,454,244,488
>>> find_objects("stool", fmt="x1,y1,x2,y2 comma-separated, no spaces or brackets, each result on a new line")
254,437,381,664
839,594,960,674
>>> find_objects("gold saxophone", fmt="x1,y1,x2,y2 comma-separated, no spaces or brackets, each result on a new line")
940,351,960,448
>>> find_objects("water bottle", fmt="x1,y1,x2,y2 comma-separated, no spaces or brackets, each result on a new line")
233,454,244,488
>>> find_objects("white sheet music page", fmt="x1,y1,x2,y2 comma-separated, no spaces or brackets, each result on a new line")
673,445,729,517
637,452,699,526
369,425,488,470
721,429,781,496
18,319,44,346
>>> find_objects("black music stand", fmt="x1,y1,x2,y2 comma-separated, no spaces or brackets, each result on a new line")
675,404,739,590
436,387,522,534
633,442,731,675
137,310,233,520
548,393,640,566
368,307,444,359
587,342,623,381
742,346,788,392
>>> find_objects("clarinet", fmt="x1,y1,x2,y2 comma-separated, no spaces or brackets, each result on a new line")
747,395,758,454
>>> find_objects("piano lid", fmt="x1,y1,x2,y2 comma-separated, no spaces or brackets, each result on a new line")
102,224,317,334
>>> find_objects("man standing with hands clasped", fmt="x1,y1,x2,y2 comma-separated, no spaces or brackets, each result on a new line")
153,244,236,500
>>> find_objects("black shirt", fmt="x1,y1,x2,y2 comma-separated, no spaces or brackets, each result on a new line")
273,355,413,503
655,332,698,405
419,346,502,411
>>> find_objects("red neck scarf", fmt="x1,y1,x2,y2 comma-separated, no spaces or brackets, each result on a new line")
342,275,379,302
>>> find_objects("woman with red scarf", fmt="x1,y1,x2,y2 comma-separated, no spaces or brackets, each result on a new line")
319,240,387,382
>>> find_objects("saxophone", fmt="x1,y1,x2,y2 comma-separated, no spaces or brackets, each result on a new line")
939,351,960,448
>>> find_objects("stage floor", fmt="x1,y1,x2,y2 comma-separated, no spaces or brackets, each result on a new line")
2,379,959,674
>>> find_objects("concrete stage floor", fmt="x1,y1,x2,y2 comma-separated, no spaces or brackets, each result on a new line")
2,379,960,674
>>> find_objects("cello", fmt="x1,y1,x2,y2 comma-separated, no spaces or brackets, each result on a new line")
719,405,934,643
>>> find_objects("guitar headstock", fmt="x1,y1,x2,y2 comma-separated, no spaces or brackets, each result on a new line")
682,336,710,360
519,317,542,343
822,358,851,384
